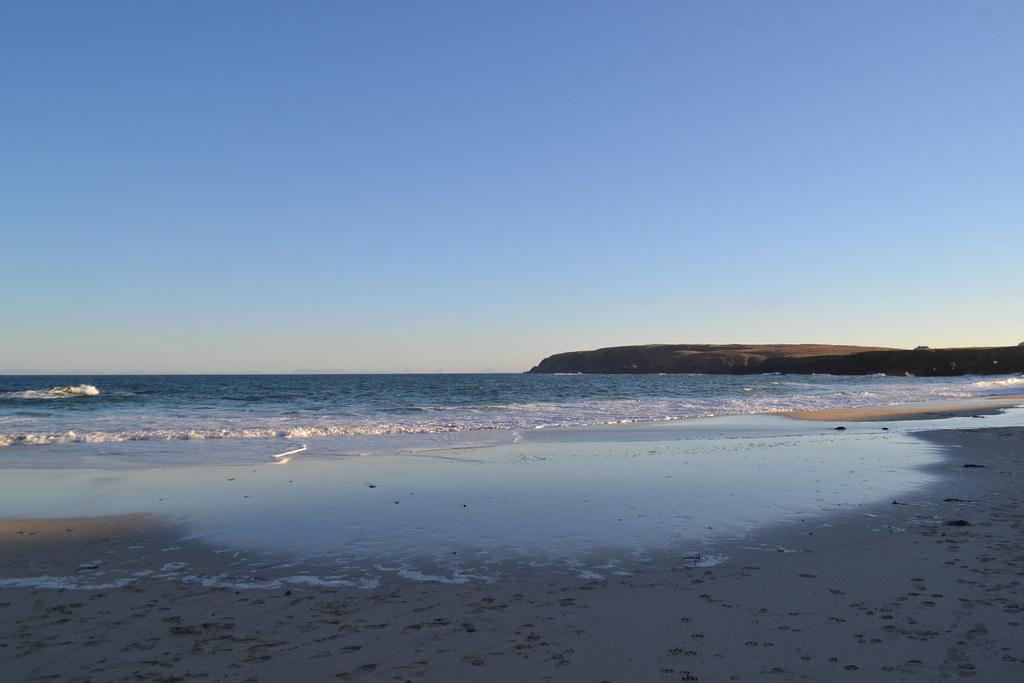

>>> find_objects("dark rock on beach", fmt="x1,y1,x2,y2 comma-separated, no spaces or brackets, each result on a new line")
528,343,1024,376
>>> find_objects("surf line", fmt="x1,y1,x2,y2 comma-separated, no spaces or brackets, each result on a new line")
271,444,307,464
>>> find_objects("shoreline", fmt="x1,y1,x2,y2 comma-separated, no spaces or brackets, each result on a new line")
2,416,1023,679
4,373,1023,458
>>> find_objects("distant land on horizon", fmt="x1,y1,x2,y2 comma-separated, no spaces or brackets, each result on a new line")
529,343,1024,376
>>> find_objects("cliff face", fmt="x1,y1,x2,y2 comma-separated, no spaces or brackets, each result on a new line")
528,344,1024,376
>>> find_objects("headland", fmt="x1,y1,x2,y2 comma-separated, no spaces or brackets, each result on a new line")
529,343,1024,376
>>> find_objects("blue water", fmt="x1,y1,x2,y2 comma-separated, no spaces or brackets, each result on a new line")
2,373,1022,579
1,373,1021,453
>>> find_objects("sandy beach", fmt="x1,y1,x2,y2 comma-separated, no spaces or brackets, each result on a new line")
2,407,1022,682
7,1,1022,679
786,394,1024,423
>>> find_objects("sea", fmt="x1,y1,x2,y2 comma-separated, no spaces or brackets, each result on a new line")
3,372,1023,579
2,372,1022,464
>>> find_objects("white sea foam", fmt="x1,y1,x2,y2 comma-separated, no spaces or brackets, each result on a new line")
575,569,605,580
176,573,379,590
0,575,132,590
375,564,494,584
281,575,380,589
1,384,100,400
969,375,1024,392
179,574,281,590
681,553,727,568
160,562,188,572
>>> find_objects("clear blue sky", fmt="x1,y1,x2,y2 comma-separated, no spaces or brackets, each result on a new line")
2,1,1022,373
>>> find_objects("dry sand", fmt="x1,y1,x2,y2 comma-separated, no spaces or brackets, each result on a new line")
786,394,1024,423
2,426,1023,682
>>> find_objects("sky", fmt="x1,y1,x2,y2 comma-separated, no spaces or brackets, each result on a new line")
2,1,1022,373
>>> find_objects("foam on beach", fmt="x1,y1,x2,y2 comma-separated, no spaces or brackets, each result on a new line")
0,575,132,590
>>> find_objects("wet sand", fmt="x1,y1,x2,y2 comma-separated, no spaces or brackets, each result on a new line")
2,424,1023,681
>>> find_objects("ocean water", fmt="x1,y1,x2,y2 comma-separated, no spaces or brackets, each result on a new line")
1,373,1021,463
2,373,1022,582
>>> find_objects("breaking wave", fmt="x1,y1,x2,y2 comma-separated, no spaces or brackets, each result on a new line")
969,375,1024,392
1,384,101,400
